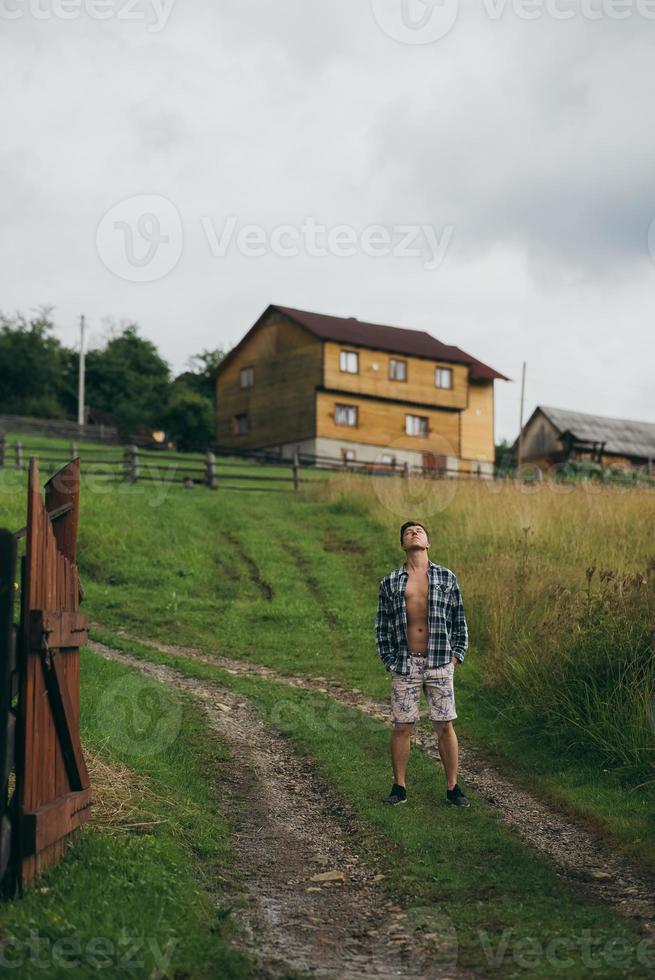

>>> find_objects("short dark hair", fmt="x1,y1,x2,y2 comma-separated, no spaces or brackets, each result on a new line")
400,520,430,545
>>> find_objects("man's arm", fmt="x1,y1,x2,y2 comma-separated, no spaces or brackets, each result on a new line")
375,579,396,671
448,576,469,664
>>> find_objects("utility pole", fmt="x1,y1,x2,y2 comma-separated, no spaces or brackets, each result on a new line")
516,360,526,475
77,314,86,428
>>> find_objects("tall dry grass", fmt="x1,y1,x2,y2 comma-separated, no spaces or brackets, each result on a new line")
314,473,655,783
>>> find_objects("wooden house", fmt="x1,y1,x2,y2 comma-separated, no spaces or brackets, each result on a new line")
213,305,510,475
513,405,655,473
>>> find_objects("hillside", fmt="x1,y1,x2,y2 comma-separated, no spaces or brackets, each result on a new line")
0,451,653,977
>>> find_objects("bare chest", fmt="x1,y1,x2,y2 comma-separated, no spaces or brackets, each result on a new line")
404,573,428,613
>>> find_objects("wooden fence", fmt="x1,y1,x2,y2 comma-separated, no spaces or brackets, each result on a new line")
0,414,119,443
217,446,495,481
0,440,306,492
0,458,90,896
0,436,496,492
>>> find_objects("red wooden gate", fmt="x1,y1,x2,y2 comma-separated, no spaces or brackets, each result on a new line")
15,457,91,891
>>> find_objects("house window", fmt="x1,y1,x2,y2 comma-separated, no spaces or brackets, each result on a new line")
339,350,359,374
240,366,254,388
389,359,407,382
341,448,356,462
405,414,428,437
232,413,249,435
380,453,396,467
435,367,453,389
335,404,358,426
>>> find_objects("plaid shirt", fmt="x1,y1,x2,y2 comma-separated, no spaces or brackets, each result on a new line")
375,559,468,674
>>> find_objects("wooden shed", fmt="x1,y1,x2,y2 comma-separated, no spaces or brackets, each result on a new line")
513,405,655,473
214,305,510,476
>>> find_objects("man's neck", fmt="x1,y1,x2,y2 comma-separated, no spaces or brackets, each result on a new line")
403,549,430,574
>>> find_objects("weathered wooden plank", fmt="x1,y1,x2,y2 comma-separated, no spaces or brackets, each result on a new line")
37,643,88,791
28,610,88,652
45,459,80,563
22,788,91,856
0,814,12,881
0,531,16,788
4,712,15,786
41,517,53,814
19,458,43,887
54,551,66,808
16,456,90,891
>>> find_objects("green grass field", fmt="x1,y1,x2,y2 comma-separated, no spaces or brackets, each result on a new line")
0,429,331,492
0,443,653,977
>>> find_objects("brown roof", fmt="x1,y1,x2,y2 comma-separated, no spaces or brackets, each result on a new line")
215,304,511,381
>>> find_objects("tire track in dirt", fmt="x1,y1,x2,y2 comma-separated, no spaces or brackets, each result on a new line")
222,529,274,600
88,639,473,980
90,630,655,934
275,538,341,631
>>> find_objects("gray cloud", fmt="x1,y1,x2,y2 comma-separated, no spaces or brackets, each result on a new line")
1,1,653,444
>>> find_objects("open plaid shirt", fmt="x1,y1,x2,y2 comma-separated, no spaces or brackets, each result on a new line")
375,559,468,674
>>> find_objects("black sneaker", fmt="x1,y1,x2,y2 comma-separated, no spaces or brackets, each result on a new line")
382,783,407,805
446,784,470,807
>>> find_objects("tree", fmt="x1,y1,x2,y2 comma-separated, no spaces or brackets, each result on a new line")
163,387,214,452
0,307,69,417
161,345,224,449
180,347,227,398
84,324,171,438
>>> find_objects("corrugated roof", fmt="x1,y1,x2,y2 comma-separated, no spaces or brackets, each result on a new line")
273,305,510,381
540,405,655,459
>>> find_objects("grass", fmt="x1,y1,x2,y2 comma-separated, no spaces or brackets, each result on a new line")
80,629,655,979
0,429,328,491
0,647,260,979
1,457,653,863
1,437,654,975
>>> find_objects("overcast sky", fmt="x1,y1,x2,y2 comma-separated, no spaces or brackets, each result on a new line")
2,0,654,443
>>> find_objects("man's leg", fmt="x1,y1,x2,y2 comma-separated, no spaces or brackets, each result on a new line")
391,722,415,787
433,720,458,790
389,662,421,788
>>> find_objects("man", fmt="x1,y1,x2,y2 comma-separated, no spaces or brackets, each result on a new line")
375,520,470,807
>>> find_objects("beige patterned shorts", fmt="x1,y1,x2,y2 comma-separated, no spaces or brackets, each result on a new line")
391,654,457,725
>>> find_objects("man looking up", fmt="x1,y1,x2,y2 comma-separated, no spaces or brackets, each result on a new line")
375,520,470,807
